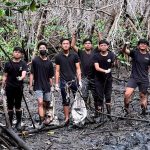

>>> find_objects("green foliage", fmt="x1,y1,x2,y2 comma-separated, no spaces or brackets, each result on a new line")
95,19,105,32
0,0,49,60
30,0,37,12
0,9,5,17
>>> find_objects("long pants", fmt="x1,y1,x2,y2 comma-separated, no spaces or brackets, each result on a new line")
81,77,98,108
95,77,112,108
5,86,23,110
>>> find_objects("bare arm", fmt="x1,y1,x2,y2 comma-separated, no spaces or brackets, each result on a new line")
94,63,107,73
122,43,130,55
98,31,103,41
55,64,60,85
20,71,26,80
29,73,34,88
2,73,7,88
76,62,81,82
49,78,53,87
71,32,79,52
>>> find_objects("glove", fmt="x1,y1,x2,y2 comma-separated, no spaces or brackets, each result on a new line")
16,76,22,81
105,69,111,74
1,88,5,95
79,81,82,88
125,42,130,45
55,84,60,92
29,87,33,95
51,86,54,92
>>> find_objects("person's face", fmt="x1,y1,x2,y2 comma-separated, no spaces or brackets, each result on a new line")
84,41,92,51
138,43,148,51
98,43,109,52
13,51,22,59
61,40,71,51
39,45,47,51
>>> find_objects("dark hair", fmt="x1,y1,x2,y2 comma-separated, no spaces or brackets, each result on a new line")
83,38,92,44
13,47,23,53
99,40,110,45
60,38,71,44
137,39,149,46
37,41,47,49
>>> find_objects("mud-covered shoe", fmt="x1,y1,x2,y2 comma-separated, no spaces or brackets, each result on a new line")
36,122,45,129
95,106,102,117
61,119,70,127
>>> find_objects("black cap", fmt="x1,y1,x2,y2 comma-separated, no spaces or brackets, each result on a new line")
137,39,149,46
13,47,23,53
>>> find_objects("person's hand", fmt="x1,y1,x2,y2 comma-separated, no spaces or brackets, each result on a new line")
51,86,54,92
55,84,60,92
72,31,77,37
16,76,22,81
29,86,33,95
79,81,82,88
104,69,111,74
1,88,5,95
125,42,130,45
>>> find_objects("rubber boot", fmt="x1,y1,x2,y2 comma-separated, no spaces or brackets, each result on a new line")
15,110,22,131
106,104,112,120
8,111,14,127
141,106,147,116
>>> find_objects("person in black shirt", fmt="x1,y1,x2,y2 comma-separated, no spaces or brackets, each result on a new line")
1,47,27,130
55,38,81,125
93,40,116,117
122,39,150,115
29,41,54,127
71,31,101,109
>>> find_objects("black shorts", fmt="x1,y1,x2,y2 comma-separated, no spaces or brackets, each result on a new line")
60,79,77,106
127,78,149,94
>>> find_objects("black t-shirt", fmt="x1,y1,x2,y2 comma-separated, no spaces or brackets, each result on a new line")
31,56,54,92
87,48,99,79
129,49,150,82
93,51,116,80
78,49,98,77
55,52,79,81
4,60,27,88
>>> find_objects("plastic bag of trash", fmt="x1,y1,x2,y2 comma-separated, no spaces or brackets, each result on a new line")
71,91,87,125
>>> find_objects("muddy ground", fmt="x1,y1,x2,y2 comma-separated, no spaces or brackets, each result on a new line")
1,67,150,150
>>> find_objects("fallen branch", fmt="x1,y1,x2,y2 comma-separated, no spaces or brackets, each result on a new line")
1,126,32,150
18,124,64,136
127,18,143,39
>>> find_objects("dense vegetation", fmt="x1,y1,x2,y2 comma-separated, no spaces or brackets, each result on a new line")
0,0,149,61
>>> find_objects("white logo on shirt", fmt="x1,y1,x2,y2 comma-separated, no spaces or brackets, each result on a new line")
107,59,111,62
145,57,149,60
19,67,22,71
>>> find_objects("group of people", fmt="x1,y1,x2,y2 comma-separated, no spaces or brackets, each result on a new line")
1,33,150,130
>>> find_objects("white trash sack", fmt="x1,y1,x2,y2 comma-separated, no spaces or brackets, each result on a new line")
71,91,87,125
